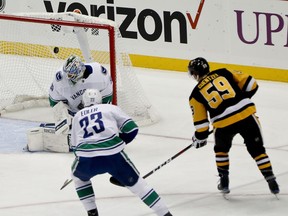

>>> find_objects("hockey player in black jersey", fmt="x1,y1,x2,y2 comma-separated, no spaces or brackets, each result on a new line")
188,57,279,195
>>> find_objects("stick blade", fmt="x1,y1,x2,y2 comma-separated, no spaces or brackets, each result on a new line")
60,179,73,190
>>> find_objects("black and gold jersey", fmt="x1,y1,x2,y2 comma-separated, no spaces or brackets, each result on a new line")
189,68,258,139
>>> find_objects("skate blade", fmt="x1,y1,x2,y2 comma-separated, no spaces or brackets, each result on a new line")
221,191,230,200
274,194,279,200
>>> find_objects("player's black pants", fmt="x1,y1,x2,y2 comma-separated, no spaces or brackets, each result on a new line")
214,114,275,180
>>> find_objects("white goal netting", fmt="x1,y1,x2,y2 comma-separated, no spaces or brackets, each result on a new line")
0,12,159,126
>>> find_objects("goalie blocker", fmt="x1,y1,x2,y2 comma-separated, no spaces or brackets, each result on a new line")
26,102,72,153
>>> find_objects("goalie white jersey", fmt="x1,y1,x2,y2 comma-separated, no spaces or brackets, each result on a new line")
71,104,138,158
49,62,113,113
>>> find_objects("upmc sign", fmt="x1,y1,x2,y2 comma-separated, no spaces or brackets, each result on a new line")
43,0,205,44
235,10,288,47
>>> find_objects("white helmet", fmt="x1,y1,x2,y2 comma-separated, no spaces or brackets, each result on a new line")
82,89,102,107
63,55,86,83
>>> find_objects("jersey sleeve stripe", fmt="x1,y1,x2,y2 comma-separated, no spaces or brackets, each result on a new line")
245,77,257,92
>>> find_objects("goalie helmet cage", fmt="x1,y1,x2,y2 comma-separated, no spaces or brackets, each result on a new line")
0,13,159,126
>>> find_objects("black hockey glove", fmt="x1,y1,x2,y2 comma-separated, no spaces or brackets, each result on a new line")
119,128,138,144
192,135,207,149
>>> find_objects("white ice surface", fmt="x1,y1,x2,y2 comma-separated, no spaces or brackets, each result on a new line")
0,68,287,216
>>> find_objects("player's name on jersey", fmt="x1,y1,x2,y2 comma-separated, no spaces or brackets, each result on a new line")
80,107,99,117
198,73,219,89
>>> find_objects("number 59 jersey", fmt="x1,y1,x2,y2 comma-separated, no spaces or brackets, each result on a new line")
71,104,138,157
189,68,258,133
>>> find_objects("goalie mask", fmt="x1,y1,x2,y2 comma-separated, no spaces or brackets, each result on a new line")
188,57,210,81
63,55,86,84
82,89,102,107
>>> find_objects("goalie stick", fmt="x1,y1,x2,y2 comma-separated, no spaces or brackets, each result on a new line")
110,130,213,187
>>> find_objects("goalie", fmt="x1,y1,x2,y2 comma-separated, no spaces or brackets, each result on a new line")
26,54,113,152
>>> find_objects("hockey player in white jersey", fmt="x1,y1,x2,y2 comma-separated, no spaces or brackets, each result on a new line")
70,89,173,216
26,55,113,153
49,54,113,114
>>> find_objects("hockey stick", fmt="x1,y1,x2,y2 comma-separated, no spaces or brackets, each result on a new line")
60,131,213,189
60,178,73,190
109,130,213,187
61,140,191,191
61,139,197,190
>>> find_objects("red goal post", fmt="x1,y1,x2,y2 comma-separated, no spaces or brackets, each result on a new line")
0,12,159,125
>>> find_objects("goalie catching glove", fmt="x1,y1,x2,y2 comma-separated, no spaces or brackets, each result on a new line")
192,135,207,149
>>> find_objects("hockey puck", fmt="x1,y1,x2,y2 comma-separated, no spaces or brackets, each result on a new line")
53,47,59,54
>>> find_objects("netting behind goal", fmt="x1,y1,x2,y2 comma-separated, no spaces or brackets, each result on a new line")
0,12,159,125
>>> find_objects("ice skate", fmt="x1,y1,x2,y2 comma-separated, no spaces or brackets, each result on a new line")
218,174,230,196
267,178,280,199
87,208,98,216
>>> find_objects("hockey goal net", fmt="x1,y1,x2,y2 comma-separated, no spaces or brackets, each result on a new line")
0,12,159,125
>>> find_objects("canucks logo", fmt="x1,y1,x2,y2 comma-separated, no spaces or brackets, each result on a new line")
0,0,6,12
56,71,63,81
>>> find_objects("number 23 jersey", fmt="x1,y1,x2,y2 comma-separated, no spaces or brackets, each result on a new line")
71,104,138,157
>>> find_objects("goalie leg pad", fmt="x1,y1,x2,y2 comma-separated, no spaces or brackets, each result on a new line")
26,127,44,152
43,130,70,153
26,125,70,153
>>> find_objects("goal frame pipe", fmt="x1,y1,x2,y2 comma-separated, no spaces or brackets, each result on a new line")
0,13,117,105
